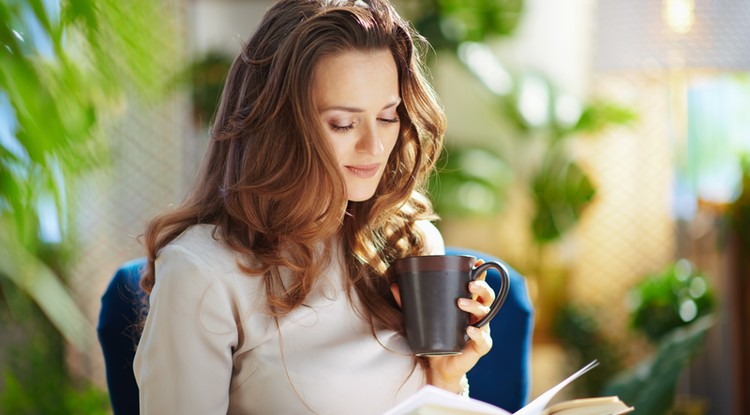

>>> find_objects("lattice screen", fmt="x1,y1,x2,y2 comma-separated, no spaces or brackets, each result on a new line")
571,73,676,345
67,0,195,385
438,72,678,352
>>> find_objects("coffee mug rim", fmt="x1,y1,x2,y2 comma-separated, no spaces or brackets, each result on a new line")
392,254,477,274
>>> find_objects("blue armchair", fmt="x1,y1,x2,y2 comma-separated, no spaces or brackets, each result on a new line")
97,248,533,414
445,247,533,411
97,258,148,415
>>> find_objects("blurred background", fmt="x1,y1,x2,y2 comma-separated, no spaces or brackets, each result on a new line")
1,0,748,413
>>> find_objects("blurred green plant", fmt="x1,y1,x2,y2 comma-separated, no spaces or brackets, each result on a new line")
173,50,233,126
552,303,625,397
628,259,716,343
406,0,524,51
603,315,714,415
402,7,712,413
408,0,636,338
554,260,716,414
1,0,175,412
1,280,110,414
557,259,716,413
615,260,716,413
409,0,636,244
0,0,170,347
429,144,512,217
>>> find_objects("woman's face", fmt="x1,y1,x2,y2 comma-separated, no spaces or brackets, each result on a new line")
312,48,401,202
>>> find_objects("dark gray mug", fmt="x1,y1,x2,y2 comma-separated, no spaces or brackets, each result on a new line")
392,255,510,356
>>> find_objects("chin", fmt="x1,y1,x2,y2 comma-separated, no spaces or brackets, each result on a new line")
347,194,376,202
346,188,378,202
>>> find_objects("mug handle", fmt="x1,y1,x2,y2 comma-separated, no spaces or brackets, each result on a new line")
470,261,511,329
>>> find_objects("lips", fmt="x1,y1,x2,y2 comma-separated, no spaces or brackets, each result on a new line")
345,163,381,178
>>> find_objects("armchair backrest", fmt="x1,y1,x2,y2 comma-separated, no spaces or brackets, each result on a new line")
97,248,533,414
446,247,534,411
97,258,147,415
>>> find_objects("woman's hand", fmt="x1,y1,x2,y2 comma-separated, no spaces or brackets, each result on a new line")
391,259,496,394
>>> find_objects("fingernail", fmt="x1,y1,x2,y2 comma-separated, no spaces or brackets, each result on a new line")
458,298,471,307
467,326,479,336
469,281,479,291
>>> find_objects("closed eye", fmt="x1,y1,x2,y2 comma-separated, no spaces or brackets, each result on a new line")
330,123,355,132
378,117,399,124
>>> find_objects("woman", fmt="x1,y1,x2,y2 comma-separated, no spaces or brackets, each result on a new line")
134,0,496,413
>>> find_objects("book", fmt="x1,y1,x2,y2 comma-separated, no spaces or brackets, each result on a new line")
383,361,633,415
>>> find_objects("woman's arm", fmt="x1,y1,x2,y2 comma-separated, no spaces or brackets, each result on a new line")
134,244,238,414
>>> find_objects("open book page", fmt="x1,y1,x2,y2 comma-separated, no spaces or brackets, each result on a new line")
382,385,511,415
513,360,600,415
383,360,631,415
542,397,634,415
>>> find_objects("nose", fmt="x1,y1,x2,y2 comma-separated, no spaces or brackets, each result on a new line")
356,123,384,156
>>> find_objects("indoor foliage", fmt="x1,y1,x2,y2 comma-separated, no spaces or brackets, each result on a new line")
1,0,174,412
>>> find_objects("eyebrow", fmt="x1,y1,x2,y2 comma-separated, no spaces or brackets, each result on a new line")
320,98,401,113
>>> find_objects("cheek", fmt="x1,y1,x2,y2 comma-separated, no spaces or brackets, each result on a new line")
323,132,347,163
385,129,400,155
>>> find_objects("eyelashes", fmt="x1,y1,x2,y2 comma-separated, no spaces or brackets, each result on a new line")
331,123,355,132
329,117,400,133
379,117,400,125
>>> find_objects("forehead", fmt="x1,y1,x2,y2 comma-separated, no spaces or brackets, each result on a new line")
312,49,399,107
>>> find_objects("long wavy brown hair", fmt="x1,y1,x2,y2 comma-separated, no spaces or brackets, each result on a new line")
141,0,445,336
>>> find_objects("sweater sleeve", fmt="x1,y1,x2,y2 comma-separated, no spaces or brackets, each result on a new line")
134,244,238,415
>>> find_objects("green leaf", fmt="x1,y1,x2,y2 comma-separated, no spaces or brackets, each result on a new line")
530,148,595,242
603,315,714,415
629,259,716,343
0,224,90,350
1,0,174,350
429,145,512,217
575,100,638,133
414,0,525,50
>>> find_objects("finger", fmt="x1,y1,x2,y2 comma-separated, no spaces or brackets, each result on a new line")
467,325,493,356
468,280,496,306
471,259,487,300
390,283,402,307
474,259,486,281
472,259,485,300
458,297,491,322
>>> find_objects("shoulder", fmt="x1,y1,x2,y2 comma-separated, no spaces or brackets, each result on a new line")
152,225,243,297
161,224,240,272
150,225,250,322
168,224,229,259
416,220,445,255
